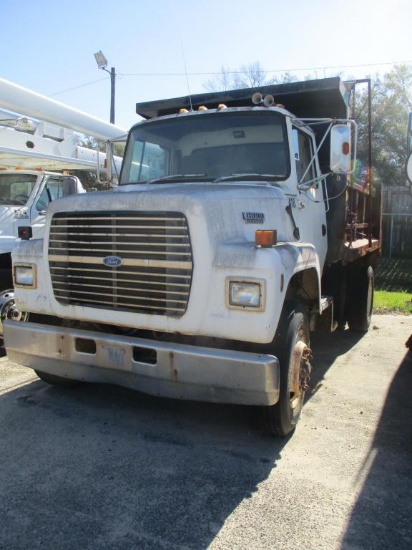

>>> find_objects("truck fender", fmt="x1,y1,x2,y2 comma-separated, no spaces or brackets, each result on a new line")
274,243,322,312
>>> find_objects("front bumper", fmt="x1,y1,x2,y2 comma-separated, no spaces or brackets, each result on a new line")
4,320,280,406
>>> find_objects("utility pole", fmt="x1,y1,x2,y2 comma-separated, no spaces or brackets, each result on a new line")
94,51,116,124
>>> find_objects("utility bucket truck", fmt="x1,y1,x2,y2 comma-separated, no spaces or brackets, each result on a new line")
0,77,127,342
4,77,381,437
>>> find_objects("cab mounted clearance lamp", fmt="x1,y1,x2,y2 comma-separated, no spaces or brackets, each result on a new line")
14,264,36,288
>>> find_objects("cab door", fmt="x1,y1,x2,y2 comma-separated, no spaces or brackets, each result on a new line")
288,126,328,269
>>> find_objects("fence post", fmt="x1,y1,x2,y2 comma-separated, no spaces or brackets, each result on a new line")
389,214,394,259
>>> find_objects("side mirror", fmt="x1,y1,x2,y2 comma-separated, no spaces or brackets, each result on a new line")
407,153,412,185
406,113,412,184
330,124,352,174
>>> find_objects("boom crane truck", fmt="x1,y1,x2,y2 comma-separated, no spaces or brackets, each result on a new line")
0,77,126,343
3,77,381,437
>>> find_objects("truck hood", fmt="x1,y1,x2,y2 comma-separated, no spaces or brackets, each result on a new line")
47,182,290,243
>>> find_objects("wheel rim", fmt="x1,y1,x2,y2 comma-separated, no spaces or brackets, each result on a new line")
289,340,312,410
0,289,29,337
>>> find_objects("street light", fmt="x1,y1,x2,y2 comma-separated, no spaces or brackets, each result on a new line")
94,50,116,124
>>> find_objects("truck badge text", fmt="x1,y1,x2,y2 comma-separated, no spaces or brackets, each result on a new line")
242,212,265,224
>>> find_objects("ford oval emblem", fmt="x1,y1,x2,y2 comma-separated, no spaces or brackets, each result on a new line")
103,255,123,267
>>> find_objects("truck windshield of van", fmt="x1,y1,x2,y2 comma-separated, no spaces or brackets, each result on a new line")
0,173,37,205
120,111,289,185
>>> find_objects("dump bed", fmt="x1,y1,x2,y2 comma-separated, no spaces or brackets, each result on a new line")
136,77,350,120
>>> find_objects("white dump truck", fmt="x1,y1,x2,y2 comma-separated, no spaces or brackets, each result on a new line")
4,77,381,436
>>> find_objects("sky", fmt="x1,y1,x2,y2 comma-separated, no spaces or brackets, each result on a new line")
1,0,411,132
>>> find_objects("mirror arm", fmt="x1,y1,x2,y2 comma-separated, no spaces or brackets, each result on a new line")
298,121,334,185
297,173,330,192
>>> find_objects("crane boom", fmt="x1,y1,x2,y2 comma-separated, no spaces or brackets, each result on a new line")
0,77,127,140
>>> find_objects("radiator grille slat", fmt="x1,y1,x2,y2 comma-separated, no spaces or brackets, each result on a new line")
48,211,193,317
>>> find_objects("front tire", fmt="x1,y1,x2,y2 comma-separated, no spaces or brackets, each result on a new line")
258,302,312,437
35,370,80,387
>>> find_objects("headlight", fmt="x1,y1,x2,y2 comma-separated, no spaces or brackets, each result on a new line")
226,278,265,311
14,264,36,288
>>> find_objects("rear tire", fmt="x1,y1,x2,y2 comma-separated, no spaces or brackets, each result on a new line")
35,370,80,387
346,265,374,332
257,302,312,437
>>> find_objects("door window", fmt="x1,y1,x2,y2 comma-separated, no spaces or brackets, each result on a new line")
293,128,316,184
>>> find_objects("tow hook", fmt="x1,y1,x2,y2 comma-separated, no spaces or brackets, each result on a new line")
300,347,313,392
0,289,29,339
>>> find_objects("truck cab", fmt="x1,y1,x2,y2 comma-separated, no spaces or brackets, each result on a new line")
121,104,329,270
0,169,85,288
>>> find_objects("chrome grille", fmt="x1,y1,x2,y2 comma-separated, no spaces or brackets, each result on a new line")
48,211,193,317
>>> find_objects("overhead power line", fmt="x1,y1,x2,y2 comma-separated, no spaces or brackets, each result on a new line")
50,59,412,97
50,77,111,97
120,59,412,77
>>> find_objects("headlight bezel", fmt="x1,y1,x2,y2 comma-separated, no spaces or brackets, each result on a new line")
226,277,265,311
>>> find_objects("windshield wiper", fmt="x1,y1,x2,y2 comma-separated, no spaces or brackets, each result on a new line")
213,173,284,183
148,174,208,184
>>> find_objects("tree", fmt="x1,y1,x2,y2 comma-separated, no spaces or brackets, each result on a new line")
352,65,412,186
76,136,125,190
203,62,282,91
80,136,125,158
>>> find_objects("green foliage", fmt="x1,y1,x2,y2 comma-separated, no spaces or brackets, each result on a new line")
70,170,110,191
79,136,125,157
353,65,412,186
76,136,125,190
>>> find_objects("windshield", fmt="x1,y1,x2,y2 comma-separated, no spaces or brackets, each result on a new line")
120,110,289,185
0,174,37,205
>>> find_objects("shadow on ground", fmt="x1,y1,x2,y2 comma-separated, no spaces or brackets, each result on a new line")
341,349,412,549
0,376,287,550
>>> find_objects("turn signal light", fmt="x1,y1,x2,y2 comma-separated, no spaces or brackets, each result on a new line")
255,230,277,247
18,226,33,240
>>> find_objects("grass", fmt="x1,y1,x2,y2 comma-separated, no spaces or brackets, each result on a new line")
374,258,412,315
374,290,412,315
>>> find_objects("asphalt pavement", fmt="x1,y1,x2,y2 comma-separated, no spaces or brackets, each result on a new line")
0,314,411,550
